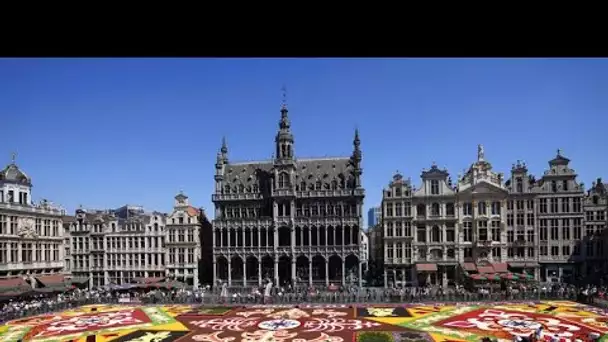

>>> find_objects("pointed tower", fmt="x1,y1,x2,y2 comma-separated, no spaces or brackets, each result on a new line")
275,103,295,162
221,136,229,163
214,137,228,194
350,128,362,188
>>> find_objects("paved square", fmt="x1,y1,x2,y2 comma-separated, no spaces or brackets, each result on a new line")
0,301,605,341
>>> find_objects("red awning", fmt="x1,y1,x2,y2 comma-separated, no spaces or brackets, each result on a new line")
477,265,494,273
416,263,438,272
492,263,508,273
36,275,66,287
462,263,477,271
133,277,166,284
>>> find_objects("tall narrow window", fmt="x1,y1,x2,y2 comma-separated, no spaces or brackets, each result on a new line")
430,180,439,195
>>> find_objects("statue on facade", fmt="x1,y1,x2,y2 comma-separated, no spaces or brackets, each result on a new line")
18,217,37,239
477,144,485,161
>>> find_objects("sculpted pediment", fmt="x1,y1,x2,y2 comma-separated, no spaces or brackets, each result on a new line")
459,181,507,195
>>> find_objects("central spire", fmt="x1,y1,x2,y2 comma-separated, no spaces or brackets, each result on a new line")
279,85,290,131
275,85,294,161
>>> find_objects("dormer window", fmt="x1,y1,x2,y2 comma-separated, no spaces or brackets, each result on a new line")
430,180,439,195
395,187,402,197
562,180,568,191
551,181,557,192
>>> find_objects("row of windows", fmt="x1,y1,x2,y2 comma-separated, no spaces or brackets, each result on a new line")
538,198,583,213
385,243,603,260
220,202,359,219
0,242,61,263
383,197,590,218
586,210,606,222
71,236,165,251
0,216,60,236
71,253,167,269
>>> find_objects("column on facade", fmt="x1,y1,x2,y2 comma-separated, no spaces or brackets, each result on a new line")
228,260,232,286
325,260,329,286
342,225,345,246
258,260,262,286
194,268,199,288
242,260,247,287
341,258,345,285
227,228,231,247
257,227,261,248
384,269,388,288
274,259,279,286
442,268,448,287
211,227,216,249
325,227,328,247
401,268,406,286
242,227,245,248
291,225,295,249
308,227,311,247
213,259,217,285
308,259,313,286
291,258,296,283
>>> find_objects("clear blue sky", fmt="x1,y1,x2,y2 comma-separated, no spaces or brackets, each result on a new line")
1,58,607,225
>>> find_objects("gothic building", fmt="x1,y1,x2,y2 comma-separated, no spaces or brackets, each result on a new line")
211,104,365,287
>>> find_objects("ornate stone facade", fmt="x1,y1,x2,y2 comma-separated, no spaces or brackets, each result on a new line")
0,156,65,278
212,104,365,287
381,146,608,286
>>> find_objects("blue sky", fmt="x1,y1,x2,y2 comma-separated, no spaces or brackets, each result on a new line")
1,58,607,226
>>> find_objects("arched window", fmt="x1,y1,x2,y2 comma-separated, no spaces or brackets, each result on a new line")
224,185,231,194
300,181,306,191
431,225,441,242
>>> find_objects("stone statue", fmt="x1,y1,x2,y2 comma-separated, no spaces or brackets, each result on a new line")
18,218,37,238
477,144,485,161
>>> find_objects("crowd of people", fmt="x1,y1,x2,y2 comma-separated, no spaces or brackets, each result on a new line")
0,282,606,341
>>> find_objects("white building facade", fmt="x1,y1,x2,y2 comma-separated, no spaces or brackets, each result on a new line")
165,192,202,288
0,157,65,279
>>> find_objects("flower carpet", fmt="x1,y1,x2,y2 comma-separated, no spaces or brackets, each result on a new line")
1,301,607,342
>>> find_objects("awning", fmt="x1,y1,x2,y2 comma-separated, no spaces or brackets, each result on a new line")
470,274,486,280
462,263,477,271
508,262,540,268
69,277,89,285
133,277,166,284
492,263,508,273
415,263,438,272
477,265,494,273
36,275,66,287
151,281,186,289
0,277,31,294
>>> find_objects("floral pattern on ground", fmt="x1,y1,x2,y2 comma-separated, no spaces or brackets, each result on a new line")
0,301,606,341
